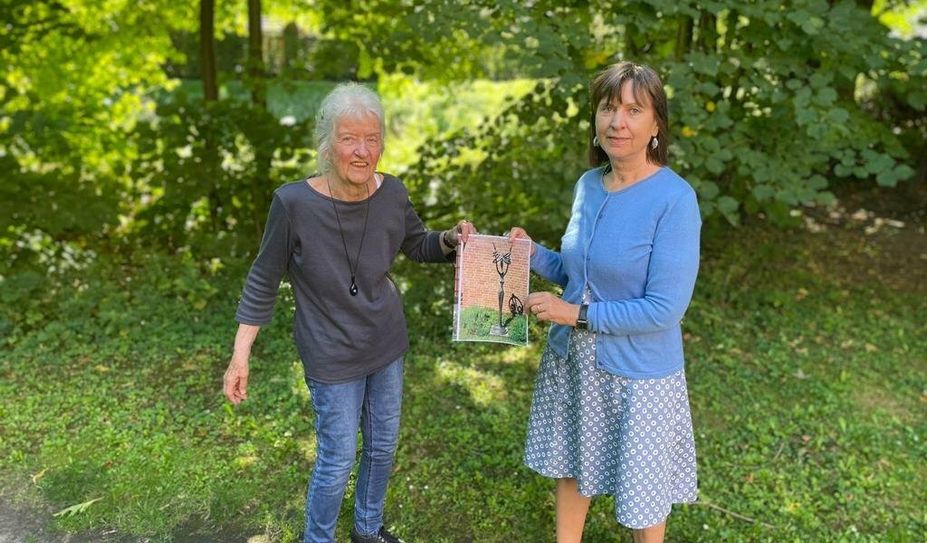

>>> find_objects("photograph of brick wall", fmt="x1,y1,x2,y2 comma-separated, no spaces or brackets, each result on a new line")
453,234,531,345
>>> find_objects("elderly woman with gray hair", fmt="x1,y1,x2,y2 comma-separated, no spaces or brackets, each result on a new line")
222,83,475,543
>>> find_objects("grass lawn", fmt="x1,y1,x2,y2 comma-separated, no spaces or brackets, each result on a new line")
1,187,924,542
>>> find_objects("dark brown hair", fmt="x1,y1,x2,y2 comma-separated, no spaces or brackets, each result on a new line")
588,61,669,167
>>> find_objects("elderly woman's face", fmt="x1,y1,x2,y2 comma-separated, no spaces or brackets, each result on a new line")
595,81,659,164
330,113,382,187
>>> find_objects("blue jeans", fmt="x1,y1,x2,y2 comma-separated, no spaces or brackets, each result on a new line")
303,357,404,543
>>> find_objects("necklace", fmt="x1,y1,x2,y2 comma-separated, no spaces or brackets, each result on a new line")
325,177,370,296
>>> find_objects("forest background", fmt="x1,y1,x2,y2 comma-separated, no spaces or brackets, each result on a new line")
1,1,925,542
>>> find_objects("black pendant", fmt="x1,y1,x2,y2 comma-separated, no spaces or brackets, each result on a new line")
350,281,358,296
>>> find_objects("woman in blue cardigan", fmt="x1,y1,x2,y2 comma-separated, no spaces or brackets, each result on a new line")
509,62,701,543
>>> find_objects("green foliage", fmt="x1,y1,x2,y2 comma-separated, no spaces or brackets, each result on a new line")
660,1,925,223
320,0,925,227
5,0,925,259
401,79,583,246
127,89,314,254
457,306,528,344
1,0,193,238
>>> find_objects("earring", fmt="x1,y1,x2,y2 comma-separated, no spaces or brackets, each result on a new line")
593,136,600,147
650,136,659,150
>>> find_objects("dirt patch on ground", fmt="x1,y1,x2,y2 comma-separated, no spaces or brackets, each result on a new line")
0,473,269,543
0,476,68,543
790,179,926,295
0,498,51,543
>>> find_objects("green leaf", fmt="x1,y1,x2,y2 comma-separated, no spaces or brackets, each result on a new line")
876,169,898,186
893,164,916,182
700,181,720,199
813,87,838,107
809,73,830,89
826,108,850,124
796,108,817,125
815,191,836,206
697,82,720,95
808,175,827,190
705,157,725,175
908,91,927,111
717,196,740,225
752,184,775,202
357,47,373,80
717,195,739,214
54,497,103,518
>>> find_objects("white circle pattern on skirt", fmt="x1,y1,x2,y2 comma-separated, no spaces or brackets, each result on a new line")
523,330,698,529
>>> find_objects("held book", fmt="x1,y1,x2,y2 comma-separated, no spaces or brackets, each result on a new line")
453,234,531,346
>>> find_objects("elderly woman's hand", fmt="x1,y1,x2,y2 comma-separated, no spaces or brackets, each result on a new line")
223,356,250,405
527,292,580,326
443,219,478,249
506,226,535,256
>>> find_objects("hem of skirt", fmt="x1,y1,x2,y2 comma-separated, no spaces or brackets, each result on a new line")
524,463,578,484
616,495,700,530
526,463,698,503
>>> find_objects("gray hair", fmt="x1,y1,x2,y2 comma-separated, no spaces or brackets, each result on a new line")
314,83,386,174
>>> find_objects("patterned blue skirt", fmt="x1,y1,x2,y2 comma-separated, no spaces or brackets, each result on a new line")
524,330,698,529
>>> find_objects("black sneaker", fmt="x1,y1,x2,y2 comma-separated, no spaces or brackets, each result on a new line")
349,526,404,543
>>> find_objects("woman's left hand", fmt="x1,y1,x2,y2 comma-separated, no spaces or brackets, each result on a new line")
527,292,580,326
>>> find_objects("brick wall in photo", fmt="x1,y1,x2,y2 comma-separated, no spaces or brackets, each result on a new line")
458,237,531,311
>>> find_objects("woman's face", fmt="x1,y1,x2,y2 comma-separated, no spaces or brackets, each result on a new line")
595,81,659,165
329,113,382,187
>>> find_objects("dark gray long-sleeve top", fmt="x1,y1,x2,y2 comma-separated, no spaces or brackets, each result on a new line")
235,175,451,383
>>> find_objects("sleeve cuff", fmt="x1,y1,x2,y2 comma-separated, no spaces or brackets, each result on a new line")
586,302,598,332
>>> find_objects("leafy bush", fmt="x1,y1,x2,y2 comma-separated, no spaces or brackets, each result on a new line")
457,306,528,344
331,1,925,229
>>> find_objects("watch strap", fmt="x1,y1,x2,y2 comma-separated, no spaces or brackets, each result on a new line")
576,303,589,330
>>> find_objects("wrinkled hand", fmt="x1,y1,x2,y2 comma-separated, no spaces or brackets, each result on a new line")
223,358,249,405
527,292,580,326
506,226,535,256
447,219,479,247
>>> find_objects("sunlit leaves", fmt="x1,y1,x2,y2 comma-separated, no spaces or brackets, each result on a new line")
2,0,924,251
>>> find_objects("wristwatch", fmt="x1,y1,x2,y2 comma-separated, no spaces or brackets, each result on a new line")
575,304,589,330
442,229,457,249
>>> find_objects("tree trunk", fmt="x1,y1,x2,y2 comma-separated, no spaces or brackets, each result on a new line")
247,0,266,108
625,21,640,58
248,0,271,239
283,22,299,71
199,0,218,101
675,15,693,60
698,12,717,53
199,0,220,229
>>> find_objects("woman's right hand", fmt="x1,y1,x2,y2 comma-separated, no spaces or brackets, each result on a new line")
223,356,250,405
224,324,260,405
507,226,535,256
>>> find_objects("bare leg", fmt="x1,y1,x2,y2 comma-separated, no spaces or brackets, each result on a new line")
556,478,591,543
631,521,666,543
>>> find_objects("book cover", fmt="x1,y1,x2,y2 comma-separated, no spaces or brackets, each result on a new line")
453,234,531,346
